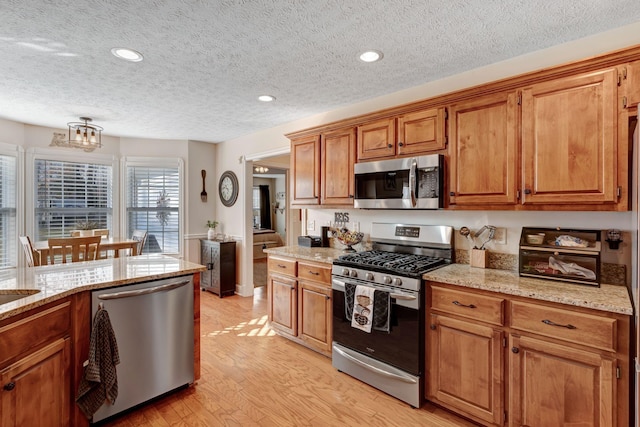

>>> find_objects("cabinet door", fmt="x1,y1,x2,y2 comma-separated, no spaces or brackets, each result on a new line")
268,274,297,336
321,127,356,205
509,334,615,427
1,338,70,427
357,117,396,161
397,107,446,155
427,314,503,426
297,280,332,353
625,60,640,109
521,68,618,205
290,134,320,205
448,91,519,206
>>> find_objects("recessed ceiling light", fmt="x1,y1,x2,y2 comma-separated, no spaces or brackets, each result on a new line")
258,95,276,102
111,47,144,62
359,50,383,63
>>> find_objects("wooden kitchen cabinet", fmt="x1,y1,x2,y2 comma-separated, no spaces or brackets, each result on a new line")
321,126,356,205
267,255,332,356
357,108,446,162
427,285,505,426
448,91,519,207
509,334,615,427
0,300,72,427
290,134,321,206
426,282,631,427
1,338,71,427
521,68,619,206
625,60,640,107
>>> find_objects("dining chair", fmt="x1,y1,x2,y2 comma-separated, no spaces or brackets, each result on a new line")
19,236,41,267
47,236,102,264
131,230,148,255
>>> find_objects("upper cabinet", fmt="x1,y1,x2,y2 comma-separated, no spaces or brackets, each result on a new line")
521,68,619,206
448,91,519,206
625,60,640,108
290,127,356,207
357,107,447,161
448,67,625,210
290,134,320,206
321,126,356,205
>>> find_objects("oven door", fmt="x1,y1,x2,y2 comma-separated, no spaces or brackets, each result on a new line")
332,276,424,375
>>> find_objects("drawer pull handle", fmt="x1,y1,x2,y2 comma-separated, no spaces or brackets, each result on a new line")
452,300,476,309
3,382,15,391
542,319,577,329
277,264,287,268
308,270,319,275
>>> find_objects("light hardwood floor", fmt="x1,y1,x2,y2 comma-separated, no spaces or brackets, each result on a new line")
106,287,476,426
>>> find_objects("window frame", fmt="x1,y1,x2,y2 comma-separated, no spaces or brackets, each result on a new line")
121,156,184,257
0,142,23,269
25,148,119,244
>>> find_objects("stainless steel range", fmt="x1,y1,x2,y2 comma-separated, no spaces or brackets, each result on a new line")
331,223,453,408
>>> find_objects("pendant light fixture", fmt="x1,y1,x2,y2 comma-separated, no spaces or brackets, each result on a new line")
50,117,103,152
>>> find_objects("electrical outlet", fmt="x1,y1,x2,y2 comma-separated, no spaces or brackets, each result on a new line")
307,220,315,231
493,227,507,245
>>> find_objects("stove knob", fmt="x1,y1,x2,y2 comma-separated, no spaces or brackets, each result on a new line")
382,276,392,285
365,272,374,281
350,270,358,278
342,268,350,276
392,278,403,286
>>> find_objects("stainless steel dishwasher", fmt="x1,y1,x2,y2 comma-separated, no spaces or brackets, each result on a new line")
89,275,194,423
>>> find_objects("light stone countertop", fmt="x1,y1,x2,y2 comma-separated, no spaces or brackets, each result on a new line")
424,264,633,316
263,246,346,264
0,254,206,321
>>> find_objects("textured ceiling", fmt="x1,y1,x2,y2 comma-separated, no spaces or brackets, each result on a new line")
1,1,640,143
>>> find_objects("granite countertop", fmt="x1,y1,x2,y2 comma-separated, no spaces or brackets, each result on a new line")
263,246,346,264
424,264,633,316
0,254,206,321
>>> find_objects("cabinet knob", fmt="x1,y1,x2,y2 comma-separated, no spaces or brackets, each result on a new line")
398,141,404,147
449,191,455,196
524,189,532,194
325,295,330,301
387,144,393,148
3,382,15,391
511,347,519,354
430,324,436,330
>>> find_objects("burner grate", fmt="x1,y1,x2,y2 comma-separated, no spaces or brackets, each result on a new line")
338,250,447,275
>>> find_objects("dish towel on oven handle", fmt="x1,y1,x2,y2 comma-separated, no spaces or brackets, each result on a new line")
344,283,391,333
351,284,375,332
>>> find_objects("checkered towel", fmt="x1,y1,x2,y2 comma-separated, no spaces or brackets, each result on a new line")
75,307,120,419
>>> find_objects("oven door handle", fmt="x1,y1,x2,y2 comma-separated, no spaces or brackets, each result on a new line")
333,345,418,384
333,279,417,301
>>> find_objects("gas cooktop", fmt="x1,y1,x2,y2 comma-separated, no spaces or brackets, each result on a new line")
334,250,450,277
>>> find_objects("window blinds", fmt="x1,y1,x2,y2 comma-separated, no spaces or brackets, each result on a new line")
0,155,17,268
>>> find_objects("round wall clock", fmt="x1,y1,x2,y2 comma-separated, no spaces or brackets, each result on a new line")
218,170,239,207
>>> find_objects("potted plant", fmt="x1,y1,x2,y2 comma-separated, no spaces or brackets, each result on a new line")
74,220,100,236
206,220,219,240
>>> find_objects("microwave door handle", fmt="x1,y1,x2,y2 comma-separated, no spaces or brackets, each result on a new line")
409,158,417,207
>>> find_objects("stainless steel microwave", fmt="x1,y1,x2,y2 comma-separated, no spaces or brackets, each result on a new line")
354,154,444,209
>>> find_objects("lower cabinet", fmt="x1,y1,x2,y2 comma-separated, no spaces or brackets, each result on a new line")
0,338,71,427
200,239,236,297
427,314,504,425
426,282,630,427
267,254,332,356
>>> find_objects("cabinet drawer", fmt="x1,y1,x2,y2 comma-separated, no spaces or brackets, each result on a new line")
0,300,71,367
510,301,616,352
431,286,504,326
297,261,331,285
268,256,297,277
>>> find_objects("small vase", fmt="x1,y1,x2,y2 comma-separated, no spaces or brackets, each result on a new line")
207,228,216,240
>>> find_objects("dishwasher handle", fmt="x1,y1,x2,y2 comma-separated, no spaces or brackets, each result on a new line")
97,279,191,300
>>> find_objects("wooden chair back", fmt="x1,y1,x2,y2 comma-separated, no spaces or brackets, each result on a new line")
47,236,102,264
131,230,148,255
19,236,41,267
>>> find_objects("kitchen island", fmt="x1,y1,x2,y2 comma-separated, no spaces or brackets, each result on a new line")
0,254,205,426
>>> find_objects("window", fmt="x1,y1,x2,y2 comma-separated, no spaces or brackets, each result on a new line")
126,164,180,254
34,159,112,241
0,154,17,268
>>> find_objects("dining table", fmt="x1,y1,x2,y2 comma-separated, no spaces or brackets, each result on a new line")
34,236,139,262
